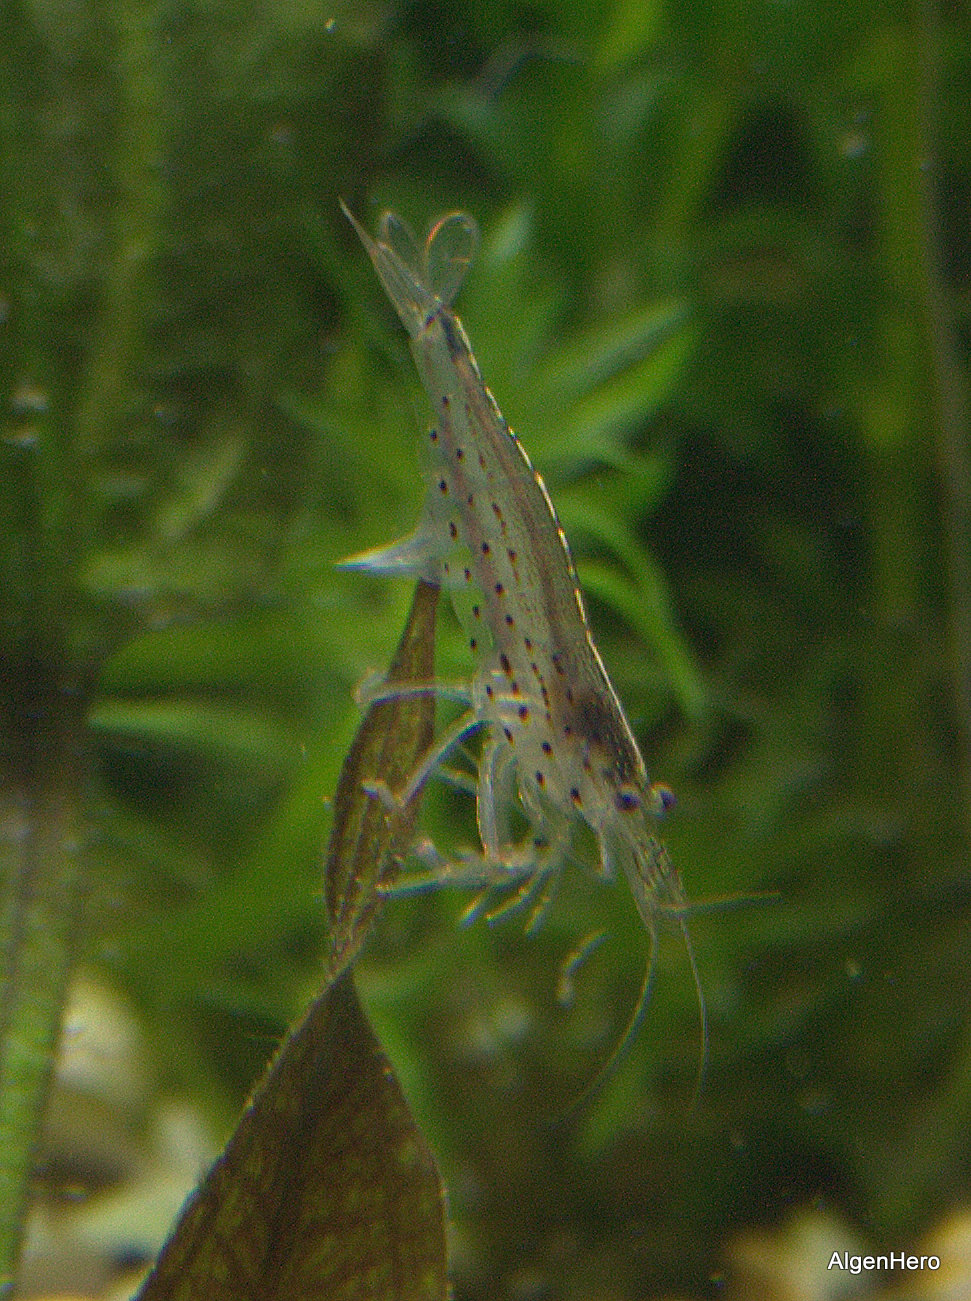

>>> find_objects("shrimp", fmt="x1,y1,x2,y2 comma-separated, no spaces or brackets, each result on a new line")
340,202,707,1095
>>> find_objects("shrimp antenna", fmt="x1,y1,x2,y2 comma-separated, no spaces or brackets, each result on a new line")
675,907,709,1115
551,922,662,1126
657,887,782,1112
552,895,715,1126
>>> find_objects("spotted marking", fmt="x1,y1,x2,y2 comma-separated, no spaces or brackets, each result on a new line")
341,202,703,1103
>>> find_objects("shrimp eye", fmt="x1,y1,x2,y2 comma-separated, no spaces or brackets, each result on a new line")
649,783,676,817
614,785,642,813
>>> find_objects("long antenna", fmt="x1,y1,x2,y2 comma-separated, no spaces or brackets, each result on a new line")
551,922,662,1125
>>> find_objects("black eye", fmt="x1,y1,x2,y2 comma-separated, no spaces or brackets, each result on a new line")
614,786,642,812
649,783,676,816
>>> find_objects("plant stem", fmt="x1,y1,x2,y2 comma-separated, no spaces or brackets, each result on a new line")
0,674,86,1296
0,1,164,1286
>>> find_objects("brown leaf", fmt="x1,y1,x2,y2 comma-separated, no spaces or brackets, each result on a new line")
326,578,440,977
135,580,448,1301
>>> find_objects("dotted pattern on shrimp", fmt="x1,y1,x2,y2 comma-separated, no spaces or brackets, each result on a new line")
344,205,700,1087
352,207,668,864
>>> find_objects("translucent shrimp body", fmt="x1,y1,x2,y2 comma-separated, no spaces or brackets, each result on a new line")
341,203,705,1090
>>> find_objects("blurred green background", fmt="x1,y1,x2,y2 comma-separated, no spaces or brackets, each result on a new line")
2,0,969,1296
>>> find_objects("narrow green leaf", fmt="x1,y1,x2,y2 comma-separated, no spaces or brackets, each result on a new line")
89,699,298,771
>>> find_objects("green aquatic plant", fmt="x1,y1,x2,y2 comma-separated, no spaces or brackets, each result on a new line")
2,0,969,1296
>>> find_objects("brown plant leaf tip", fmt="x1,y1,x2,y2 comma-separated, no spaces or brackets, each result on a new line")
135,973,448,1301
325,579,440,978
135,581,446,1301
